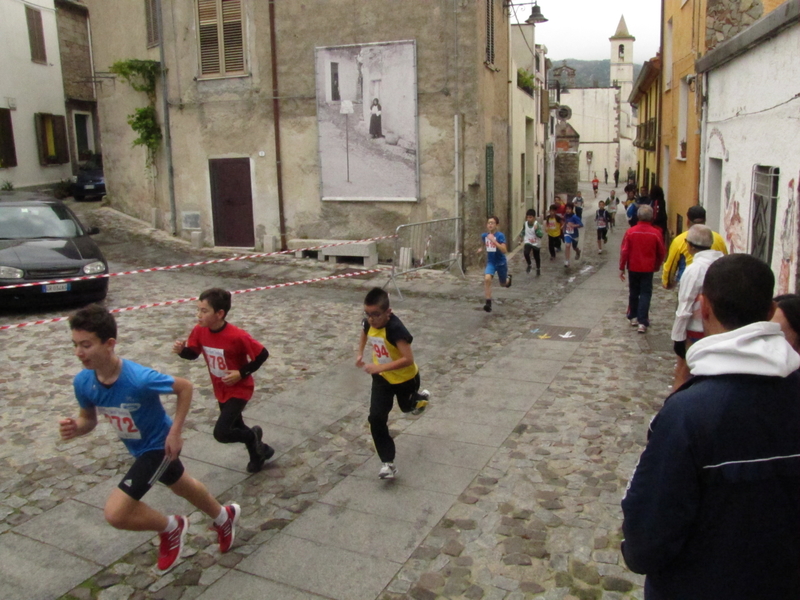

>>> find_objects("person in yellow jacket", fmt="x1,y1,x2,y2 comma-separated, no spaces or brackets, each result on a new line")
356,287,430,480
662,205,728,289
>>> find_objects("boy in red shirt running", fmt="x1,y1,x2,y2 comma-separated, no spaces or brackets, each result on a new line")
173,288,273,473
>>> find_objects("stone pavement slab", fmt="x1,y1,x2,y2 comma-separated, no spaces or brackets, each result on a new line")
0,532,100,600
12,499,151,567
237,534,401,600
283,502,429,563
196,570,331,600
353,452,480,495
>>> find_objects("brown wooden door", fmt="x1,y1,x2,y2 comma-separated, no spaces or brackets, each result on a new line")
209,158,255,247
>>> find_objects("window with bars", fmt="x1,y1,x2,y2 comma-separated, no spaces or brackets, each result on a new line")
485,0,495,65
750,166,779,264
145,0,160,47
34,113,69,165
0,109,18,168
26,6,47,64
198,0,245,77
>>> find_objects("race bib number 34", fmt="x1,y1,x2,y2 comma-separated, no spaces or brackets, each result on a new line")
98,407,141,440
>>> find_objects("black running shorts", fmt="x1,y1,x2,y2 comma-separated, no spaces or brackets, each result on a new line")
118,450,185,501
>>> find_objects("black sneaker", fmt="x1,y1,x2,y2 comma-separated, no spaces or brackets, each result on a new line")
526,265,531,273
483,301,492,312
247,426,274,473
506,274,513,288
536,268,541,276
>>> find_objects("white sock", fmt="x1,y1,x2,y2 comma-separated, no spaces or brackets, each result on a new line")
213,507,228,526
162,515,178,533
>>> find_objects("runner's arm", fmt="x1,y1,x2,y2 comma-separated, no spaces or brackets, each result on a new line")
355,330,368,368
59,406,97,440
165,377,192,460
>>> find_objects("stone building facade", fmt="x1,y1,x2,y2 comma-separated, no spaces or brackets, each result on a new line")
55,0,99,172
82,0,512,265
705,0,785,50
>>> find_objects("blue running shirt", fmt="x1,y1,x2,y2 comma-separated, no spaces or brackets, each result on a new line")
74,360,175,457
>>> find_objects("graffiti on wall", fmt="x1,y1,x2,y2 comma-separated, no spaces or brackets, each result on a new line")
778,177,798,294
723,180,746,253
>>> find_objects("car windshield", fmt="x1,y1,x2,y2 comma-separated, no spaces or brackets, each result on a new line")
0,205,82,239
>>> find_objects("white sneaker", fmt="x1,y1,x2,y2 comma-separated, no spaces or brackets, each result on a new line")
637,324,648,334
564,260,569,267
378,463,397,479
629,318,638,327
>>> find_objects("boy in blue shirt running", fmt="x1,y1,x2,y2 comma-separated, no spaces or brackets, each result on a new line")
562,203,583,268
59,305,240,573
479,215,513,312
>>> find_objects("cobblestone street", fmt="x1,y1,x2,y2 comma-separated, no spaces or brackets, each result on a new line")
0,184,679,600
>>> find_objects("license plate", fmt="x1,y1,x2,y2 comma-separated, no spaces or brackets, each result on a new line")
84,184,95,190
44,283,70,293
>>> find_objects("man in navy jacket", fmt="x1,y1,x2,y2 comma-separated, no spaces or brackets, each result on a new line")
621,253,800,599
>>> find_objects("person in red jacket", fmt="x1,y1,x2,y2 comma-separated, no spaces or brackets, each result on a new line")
620,205,666,334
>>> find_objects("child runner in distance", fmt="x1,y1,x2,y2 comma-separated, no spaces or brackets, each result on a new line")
595,200,611,254
517,208,543,275
356,287,430,479
60,305,239,573
479,215,512,313
563,202,583,267
545,204,564,261
173,288,273,473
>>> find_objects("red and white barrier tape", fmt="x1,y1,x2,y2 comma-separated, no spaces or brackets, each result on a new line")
0,267,389,331
0,235,397,290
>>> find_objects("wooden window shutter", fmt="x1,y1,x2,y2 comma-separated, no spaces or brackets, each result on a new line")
146,0,160,47
26,6,47,64
53,115,70,164
34,113,48,165
0,109,17,168
221,0,244,73
198,0,221,75
198,0,244,76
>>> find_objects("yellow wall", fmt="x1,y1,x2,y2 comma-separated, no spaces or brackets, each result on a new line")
661,0,708,236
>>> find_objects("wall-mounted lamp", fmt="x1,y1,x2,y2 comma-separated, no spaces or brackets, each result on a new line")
525,2,548,24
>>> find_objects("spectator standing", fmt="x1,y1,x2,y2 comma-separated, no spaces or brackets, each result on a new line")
669,225,724,388
662,205,728,289
619,205,666,333
604,168,608,184
614,168,620,188
621,253,800,600
649,185,668,234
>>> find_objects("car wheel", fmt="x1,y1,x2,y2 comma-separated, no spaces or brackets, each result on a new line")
73,195,85,202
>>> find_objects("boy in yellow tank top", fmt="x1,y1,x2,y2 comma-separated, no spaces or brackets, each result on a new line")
355,287,430,479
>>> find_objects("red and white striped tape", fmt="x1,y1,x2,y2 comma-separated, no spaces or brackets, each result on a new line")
0,235,397,290
0,266,389,331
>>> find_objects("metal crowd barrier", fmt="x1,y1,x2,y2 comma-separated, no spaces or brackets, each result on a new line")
386,217,465,299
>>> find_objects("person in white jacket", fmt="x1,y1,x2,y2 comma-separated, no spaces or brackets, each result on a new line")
670,225,724,388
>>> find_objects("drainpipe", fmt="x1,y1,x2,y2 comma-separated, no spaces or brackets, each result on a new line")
268,0,288,251
157,0,177,235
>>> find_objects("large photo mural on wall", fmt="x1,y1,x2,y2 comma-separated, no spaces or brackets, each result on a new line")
315,40,419,202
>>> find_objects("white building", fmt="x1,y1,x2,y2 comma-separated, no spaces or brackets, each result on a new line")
0,0,72,188
510,16,549,237
556,17,637,184
697,0,800,294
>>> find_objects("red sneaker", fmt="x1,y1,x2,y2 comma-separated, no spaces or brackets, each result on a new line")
157,515,187,572
213,503,241,553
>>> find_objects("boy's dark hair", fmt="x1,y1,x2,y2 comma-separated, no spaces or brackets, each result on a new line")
364,287,390,311
775,294,800,339
69,304,117,342
687,205,707,222
549,204,558,211
488,215,500,225
199,288,232,316
565,202,575,210
526,209,536,217
703,254,774,330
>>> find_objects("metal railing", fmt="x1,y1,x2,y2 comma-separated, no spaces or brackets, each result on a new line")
386,217,465,299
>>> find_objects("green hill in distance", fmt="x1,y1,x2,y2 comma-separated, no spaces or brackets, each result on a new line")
548,59,643,89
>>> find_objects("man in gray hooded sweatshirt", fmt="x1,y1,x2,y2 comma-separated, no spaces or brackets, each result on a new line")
621,253,800,600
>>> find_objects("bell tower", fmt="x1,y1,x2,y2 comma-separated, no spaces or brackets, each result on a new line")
609,15,634,95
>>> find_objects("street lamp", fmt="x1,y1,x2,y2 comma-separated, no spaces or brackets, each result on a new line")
525,2,548,24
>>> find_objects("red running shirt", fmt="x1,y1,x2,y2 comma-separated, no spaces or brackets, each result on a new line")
186,323,266,403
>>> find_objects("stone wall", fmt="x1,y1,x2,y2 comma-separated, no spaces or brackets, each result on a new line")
706,0,764,51
555,153,579,196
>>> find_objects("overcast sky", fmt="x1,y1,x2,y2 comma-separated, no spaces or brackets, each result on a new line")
510,0,662,64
